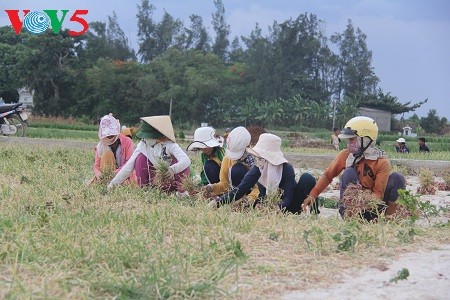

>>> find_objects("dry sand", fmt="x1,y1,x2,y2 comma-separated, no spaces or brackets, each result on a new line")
283,174,450,300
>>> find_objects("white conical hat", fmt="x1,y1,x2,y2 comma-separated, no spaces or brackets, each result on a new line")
140,115,176,142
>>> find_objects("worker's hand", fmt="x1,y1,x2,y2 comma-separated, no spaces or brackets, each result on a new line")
163,168,175,180
201,184,214,197
106,183,115,192
207,198,219,209
302,195,316,213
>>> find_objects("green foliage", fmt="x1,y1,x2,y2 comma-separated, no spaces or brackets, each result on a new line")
420,109,449,134
332,224,358,252
390,268,410,283
303,226,325,253
397,190,441,223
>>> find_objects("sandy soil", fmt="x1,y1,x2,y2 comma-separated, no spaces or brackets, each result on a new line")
283,174,450,300
283,245,450,300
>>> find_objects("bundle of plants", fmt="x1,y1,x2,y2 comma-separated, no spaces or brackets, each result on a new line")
341,183,385,219
152,159,173,192
416,168,436,195
180,175,201,196
436,172,450,191
99,166,115,184
254,190,283,213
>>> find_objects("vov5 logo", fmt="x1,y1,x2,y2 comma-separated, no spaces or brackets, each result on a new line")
5,9,89,36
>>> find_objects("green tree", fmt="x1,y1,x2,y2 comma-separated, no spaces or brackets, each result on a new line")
182,14,210,51
331,20,379,99
211,0,230,61
420,109,448,134
257,99,284,127
106,11,136,61
136,0,157,62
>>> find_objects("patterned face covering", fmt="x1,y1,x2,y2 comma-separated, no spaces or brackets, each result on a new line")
99,114,120,145
347,138,361,155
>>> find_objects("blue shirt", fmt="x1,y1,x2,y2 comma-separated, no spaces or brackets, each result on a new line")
217,163,297,209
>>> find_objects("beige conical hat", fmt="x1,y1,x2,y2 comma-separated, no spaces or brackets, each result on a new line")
140,115,176,142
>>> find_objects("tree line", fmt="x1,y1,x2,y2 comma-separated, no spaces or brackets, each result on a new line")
0,0,445,133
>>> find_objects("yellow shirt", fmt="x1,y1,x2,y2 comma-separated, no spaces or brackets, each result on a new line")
211,156,260,201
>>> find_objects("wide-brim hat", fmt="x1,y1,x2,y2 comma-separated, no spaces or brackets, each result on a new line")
225,126,251,160
246,133,288,165
138,115,176,142
187,127,221,151
396,137,406,143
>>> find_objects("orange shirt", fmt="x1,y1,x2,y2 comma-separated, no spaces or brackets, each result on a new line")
309,149,391,201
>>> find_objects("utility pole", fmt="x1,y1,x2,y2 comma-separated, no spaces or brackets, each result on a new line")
169,99,172,117
332,98,337,130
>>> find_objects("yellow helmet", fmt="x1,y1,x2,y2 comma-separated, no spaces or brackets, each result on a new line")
338,116,378,140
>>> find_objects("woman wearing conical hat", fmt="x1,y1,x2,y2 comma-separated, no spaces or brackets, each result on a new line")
108,115,191,193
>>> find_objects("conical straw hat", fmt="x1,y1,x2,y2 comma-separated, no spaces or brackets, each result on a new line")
140,115,176,142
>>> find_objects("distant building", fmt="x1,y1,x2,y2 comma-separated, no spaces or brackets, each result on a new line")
17,86,35,108
357,107,391,132
402,126,417,137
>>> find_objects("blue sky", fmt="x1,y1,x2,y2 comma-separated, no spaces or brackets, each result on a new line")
1,0,449,119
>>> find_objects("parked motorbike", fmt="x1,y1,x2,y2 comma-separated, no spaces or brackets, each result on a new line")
0,103,28,137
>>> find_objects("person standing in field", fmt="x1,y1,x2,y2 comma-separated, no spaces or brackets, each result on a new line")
331,127,341,151
187,126,225,185
107,115,191,194
418,137,430,153
92,114,136,184
302,116,406,220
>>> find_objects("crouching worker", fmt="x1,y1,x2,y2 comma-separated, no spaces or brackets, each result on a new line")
92,114,136,184
187,126,225,185
208,133,317,214
302,116,406,220
202,126,260,206
107,115,191,194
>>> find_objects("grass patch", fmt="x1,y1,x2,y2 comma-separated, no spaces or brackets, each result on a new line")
1,144,449,298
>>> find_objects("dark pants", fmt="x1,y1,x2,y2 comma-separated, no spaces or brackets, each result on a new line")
286,173,317,214
204,160,220,184
230,163,248,188
339,167,406,219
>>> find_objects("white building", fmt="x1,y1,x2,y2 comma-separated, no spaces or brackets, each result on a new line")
17,86,35,108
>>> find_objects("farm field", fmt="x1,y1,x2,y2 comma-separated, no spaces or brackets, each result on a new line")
0,135,449,299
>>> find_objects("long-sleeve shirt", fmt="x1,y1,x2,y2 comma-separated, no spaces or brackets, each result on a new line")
109,139,191,187
212,156,260,202
217,163,297,209
94,133,135,179
200,147,225,185
309,149,391,201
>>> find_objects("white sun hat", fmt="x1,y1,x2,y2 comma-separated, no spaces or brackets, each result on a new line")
225,126,251,160
140,115,176,142
246,133,288,165
396,137,406,143
187,127,221,151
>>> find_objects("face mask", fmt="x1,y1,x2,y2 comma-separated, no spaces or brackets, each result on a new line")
347,138,361,155
102,135,118,146
144,138,158,147
254,157,266,168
